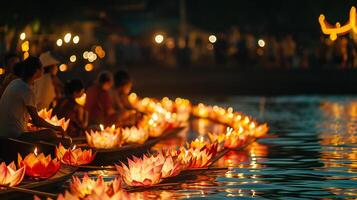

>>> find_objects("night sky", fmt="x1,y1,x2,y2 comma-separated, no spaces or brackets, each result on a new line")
0,0,356,35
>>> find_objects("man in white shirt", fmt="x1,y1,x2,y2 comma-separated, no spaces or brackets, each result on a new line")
0,57,64,140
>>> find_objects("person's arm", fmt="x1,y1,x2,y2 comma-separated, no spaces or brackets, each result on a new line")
26,105,64,133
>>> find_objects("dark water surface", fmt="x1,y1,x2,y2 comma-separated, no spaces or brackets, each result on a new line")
82,96,357,199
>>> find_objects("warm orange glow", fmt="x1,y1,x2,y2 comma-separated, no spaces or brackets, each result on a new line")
23,52,29,60
319,6,357,41
56,143,95,166
59,64,68,72
0,161,25,187
32,108,70,131
0,68,5,75
75,93,86,106
86,125,122,149
84,63,94,72
69,174,124,199
18,152,60,179
21,41,29,52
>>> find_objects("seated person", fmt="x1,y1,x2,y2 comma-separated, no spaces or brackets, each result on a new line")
112,70,139,126
53,79,88,137
0,57,65,142
85,71,117,126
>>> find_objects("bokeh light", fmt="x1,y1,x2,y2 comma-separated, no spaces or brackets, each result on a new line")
84,63,94,71
208,35,217,43
154,34,164,44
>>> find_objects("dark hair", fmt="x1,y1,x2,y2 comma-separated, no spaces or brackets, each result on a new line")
114,70,131,88
97,71,113,85
12,61,24,77
64,79,84,97
21,57,42,81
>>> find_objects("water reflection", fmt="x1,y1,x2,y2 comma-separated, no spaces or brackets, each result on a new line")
74,96,357,199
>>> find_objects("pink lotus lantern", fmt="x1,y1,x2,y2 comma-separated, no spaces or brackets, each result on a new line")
69,174,122,198
18,148,60,179
56,143,95,166
0,161,25,187
116,155,163,186
86,125,122,149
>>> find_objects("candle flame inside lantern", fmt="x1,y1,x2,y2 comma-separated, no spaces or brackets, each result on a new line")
100,124,104,131
34,147,38,156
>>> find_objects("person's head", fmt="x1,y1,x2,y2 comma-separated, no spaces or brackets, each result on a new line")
21,57,43,82
114,70,132,95
12,61,25,77
97,71,113,91
64,79,84,98
39,51,59,75
3,53,20,72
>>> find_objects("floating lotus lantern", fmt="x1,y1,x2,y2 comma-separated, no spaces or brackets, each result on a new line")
56,143,95,166
0,161,25,187
224,127,248,150
36,108,70,131
18,148,60,179
70,174,122,198
122,126,149,144
149,152,182,178
86,125,122,149
192,103,210,118
178,148,214,168
139,113,169,138
116,155,163,186
249,123,269,138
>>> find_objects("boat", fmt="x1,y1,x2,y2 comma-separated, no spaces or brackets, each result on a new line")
82,126,186,166
0,165,77,200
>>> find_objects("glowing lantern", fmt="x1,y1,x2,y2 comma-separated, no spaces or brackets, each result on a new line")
69,174,122,199
18,149,60,179
75,93,86,106
0,162,25,187
35,108,70,131
319,6,357,41
251,123,269,138
192,103,210,118
56,143,95,166
122,127,149,144
177,147,214,169
86,125,122,149
116,155,163,186
224,127,248,150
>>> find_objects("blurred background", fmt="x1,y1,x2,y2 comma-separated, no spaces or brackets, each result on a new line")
1,0,357,96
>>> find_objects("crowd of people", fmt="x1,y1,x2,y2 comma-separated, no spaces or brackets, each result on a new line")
0,52,137,142
109,32,357,70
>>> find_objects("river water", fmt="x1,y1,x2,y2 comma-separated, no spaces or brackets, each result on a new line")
81,96,357,199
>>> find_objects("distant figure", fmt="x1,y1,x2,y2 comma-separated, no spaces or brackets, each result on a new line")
0,61,23,98
214,34,228,66
0,57,64,140
53,79,88,137
1,53,20,80
85,71,116,126
112,70,139,126
33,51,62,110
